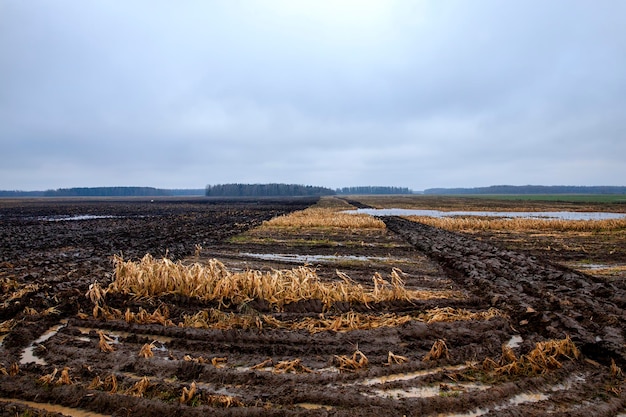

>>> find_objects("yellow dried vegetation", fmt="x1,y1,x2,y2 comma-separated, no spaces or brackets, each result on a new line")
334,348,368,372
417,307,506,323
180,381,197,404
0,363,19,376
98,331,115,353
482,336,580,376
424,339,450,361
38,367,72,386
406,216,626,233
2,284,39,307
205,394,243,408
125,376,151,397
261,207,385,229
139,342,156,358
386,351,409,366
182,307,503,334
89,374,118,393
273,358,313,374
0,318,17,333
110,255,455,311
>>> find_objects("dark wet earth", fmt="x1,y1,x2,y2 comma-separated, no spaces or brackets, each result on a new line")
1,198,625,416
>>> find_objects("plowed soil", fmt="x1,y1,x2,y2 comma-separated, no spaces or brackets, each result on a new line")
1,197,625,416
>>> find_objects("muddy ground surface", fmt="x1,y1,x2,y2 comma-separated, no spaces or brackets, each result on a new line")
1,197,626,416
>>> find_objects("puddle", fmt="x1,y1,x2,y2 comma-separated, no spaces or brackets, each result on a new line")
507,392,549,405
239,252,408,264
297,403,334,410
75,327,173,344
360,364,471,386
345,208,626,221
506,335,523,349
38,215,121,222
20,320,68,365
370,382,489,399
441,392,548,417
0,398,109,417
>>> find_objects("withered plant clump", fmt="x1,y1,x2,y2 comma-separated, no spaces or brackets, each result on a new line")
273,358,313,374
125,376,152,397
334,349,369,373
109,255,456,311
98,331,115,353
482,336,580,376
424,339,450,361
386,351,409,366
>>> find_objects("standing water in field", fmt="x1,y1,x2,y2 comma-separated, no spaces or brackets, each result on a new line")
344,209,626,220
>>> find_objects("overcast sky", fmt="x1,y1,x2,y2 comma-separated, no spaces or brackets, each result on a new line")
1,1,625,191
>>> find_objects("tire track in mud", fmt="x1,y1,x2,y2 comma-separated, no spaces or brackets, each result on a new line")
383,216,626,367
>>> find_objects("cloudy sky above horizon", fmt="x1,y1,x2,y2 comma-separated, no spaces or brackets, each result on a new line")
1,0,625,191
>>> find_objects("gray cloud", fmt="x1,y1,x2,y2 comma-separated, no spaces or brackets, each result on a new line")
1,0,625,190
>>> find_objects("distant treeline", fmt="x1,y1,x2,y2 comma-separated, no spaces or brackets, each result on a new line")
0,190,46,197
424,185,626,195
0,187,206,197
205,183,335,197
336,186,413,195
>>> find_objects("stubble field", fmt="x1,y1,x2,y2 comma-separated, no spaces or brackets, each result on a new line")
0,195,625,416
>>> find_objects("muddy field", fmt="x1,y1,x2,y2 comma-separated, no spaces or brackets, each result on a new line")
1,196,626,416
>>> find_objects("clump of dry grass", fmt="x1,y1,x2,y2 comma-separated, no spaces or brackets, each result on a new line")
261,207,385,229
110,255,455,311
406,216,626,233
0,363,19,377
483,336,580,376
424,339,450,361
334,348,369,372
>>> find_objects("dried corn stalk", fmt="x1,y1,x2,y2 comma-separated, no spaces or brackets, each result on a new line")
125,376,151,397
273,358,313,374
251,358,273,370
424,339,449,361
180,381,197,404
334,349,368,373
211,357,227,368
8,363,19,377
205,394,243,408
386,351,409,366
98,331,115,353
56,367,72,385
38,368,58,385
110,255,457,312
139,342,156,358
